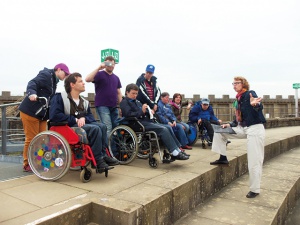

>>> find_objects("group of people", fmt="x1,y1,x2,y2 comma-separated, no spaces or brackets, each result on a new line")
19,57,266,199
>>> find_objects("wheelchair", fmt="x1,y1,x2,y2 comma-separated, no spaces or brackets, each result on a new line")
107,117,175,168
187,122,211,149
186,122,199,146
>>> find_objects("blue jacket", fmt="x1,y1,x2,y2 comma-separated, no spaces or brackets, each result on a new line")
19,68,58,120
189,101,219,123
136,74,161,109
120,97,151,121
156,100,177,124
49,92,96,127
230,90,266,127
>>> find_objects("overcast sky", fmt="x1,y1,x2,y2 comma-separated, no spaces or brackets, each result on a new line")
1,0,299,99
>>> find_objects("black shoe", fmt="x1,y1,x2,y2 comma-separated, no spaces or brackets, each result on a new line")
171,152,189,160
96,158,109,169
246,191,259,198
210,159,229,165
104,156,120,166
182,151,190,157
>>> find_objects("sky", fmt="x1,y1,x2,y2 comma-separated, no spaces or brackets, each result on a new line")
0,0,300,99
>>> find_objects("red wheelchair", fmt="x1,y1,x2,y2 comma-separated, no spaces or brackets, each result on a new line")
28,121,110,183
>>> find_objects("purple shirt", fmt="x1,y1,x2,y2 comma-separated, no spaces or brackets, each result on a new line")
93,70,122,107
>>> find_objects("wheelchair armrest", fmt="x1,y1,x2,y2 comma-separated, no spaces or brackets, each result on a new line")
49,121,68,126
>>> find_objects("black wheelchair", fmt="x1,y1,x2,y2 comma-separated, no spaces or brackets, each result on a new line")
107,117,178,168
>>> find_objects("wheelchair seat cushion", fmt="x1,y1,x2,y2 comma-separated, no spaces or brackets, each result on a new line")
71,127,89,144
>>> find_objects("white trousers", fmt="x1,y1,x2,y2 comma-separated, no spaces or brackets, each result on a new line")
211,124,265,193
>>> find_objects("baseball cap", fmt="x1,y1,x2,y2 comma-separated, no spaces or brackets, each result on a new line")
146,64,155,73
201,98,210,105
54,63,70,75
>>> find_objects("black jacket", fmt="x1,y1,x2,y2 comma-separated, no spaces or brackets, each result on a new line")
136,74,161,109
230,90,266,127
19,68,58,120
120,97,151,121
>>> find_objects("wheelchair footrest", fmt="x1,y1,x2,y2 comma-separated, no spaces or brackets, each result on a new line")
96,167,114,177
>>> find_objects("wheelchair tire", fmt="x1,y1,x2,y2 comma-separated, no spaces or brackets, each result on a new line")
108,125,138,165
80,167,93,183
28,131,72,181
187,122,199,146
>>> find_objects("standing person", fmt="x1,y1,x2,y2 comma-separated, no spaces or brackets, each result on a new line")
189,97,222,143
136,64,161,115
120,83,189,160
19,63,71,172
169,93,193,134
210,76,266,198
85,56,122,137
50,73,119,171
157,92,193,150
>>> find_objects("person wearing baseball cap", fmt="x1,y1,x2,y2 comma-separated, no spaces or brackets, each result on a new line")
19,63,71,172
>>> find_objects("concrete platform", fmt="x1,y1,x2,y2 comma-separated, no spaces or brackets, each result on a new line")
0,126,300,225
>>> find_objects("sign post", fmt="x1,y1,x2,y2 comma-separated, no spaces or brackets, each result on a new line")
293,83,300,117
101,49,119,63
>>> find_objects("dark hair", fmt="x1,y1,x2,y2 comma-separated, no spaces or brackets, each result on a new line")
161,92,169,98
105,56,115,62
172,93,182,103
64,72,82,93
125,83,139,93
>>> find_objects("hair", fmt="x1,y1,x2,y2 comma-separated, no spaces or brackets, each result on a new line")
161,92,170,98
105,56,115,62
125,83,139,93
172,93,182,103
234,76,250,90
64,72,82,93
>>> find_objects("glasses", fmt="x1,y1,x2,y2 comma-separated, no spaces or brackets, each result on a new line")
232,82,242,85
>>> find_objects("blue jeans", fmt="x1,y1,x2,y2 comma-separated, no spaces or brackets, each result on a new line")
173,123,189,146
96,106,119,137
178,122,190,134
73,122,107,161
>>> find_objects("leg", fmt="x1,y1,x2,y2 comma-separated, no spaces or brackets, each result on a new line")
20,112,47,170
174,124,190,148
246,124,265,194
96,106,113,138
178,122,190,134
202,120,214,142
160,124,181,148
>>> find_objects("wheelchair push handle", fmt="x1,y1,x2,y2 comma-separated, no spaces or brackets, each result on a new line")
35,96,49,115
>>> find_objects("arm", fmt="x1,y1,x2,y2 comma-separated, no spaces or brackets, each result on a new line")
117,88,123,104
120,99,145,118
85,64,105,82
188,104,201,123
156,103,169,124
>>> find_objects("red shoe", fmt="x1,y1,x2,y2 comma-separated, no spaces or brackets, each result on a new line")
23,164,33,172
182,145,193,150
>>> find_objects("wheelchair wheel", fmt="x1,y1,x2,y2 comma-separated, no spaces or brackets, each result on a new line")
137,138,150,159
187,122,199,146
80,167,93,183
108,125,138,165
28,131,72,181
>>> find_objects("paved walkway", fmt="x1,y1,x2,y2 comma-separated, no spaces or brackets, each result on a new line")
0,126,300,225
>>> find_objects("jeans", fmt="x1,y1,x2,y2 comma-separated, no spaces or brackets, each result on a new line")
73,122,108,161
96,106,119,137
178,122,190,134
173,123,189,146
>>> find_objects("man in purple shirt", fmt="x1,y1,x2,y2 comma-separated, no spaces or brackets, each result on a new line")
85,56,122,137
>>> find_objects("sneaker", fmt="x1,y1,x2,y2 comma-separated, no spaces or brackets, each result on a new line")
23,164,33,172
182,145,193,150
103,156,120,166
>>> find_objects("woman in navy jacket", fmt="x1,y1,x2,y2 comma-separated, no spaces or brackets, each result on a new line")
210,76,266,199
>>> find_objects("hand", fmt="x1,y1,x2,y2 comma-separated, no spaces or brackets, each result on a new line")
221,123,230,128
99,63,106,70
168,121,174,127
250,93,262,107
187,104,192,110
142,104,148,113
153,104,158,112
197,118,202,125
77,117,85,128
28,94,37,101
218,119,222,123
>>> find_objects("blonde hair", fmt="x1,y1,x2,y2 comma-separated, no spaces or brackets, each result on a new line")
234,76,250,90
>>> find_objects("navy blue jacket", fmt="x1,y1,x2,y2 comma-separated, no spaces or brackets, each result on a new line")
136,74,161,109
230,90,266,127
19,68,58,120
189,101,219,123
50,93,96,127
120,97,151,121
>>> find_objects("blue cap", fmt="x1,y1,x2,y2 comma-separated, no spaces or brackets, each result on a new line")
146,64,155,73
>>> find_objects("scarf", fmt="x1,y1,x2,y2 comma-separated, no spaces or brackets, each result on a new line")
233,88,247,122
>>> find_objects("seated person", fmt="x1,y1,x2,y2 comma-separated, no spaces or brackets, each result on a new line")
189,98,222,143
49,73,119,171
120,83,189,160
169,93,193,134
156,92,192,150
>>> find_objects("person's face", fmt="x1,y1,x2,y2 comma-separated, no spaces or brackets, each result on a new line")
174,95,181,104
105,60,115,73
72,77,85,93
201,103,209,110
57,68,69,81
144,72,153,81
161,95,169,104
232,79,243,92
126,89,138,99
